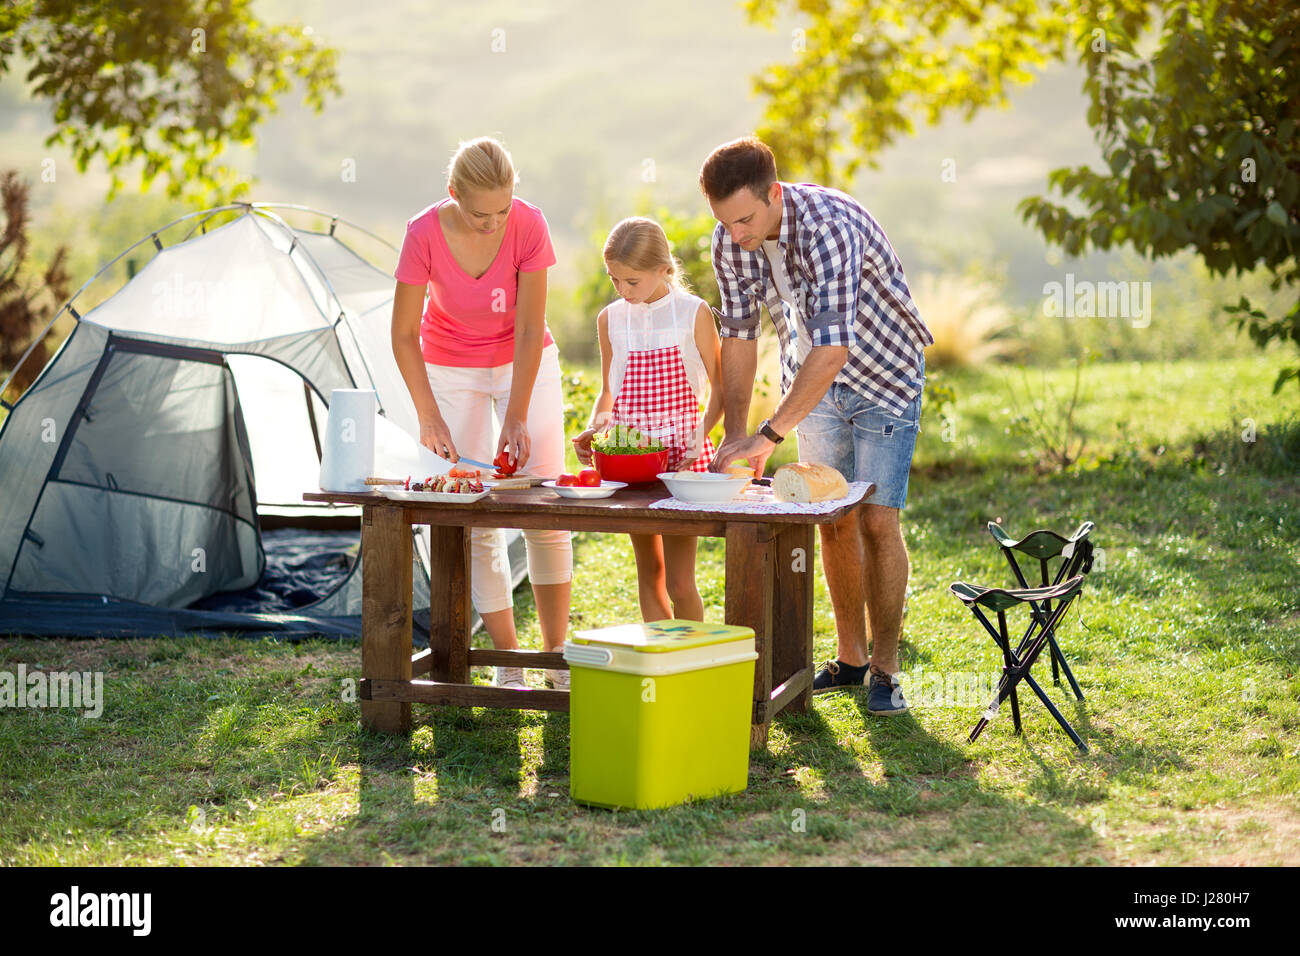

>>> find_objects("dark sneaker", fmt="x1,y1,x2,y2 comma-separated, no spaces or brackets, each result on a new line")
812,659,869,693
866,667,909,716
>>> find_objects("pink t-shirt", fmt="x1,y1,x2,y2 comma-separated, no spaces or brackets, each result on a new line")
393,196,556,367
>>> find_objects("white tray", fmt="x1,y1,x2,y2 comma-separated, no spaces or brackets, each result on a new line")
379,488,489,504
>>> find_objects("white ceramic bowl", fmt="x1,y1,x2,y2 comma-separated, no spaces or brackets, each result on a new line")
657,471,753,504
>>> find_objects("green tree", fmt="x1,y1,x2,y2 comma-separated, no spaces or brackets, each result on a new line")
0,170,70,403
1,0,340,203
745,0,1300,394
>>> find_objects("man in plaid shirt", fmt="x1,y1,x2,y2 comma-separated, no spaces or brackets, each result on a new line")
701,137,933,714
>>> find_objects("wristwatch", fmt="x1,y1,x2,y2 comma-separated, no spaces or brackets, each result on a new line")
758,418,785,444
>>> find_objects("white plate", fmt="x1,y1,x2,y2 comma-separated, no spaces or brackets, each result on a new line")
541,479,627,499
380,488,489,503
657,471,752,504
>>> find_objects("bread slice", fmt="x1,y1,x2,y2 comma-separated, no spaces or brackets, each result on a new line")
772,462,848,503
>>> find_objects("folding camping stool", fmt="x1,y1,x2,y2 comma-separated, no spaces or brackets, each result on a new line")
987,521,1095,701
949,576,1089,753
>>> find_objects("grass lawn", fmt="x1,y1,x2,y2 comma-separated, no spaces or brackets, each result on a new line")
1,354,1297,865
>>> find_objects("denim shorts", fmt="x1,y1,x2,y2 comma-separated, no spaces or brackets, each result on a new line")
794,382,922,510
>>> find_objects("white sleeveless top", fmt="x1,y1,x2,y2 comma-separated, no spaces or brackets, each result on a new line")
607,287,709,403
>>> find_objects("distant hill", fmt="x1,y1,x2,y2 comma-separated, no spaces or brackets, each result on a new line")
0,0,1194,311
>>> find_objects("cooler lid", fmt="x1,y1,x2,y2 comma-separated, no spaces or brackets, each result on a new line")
571,619,755,653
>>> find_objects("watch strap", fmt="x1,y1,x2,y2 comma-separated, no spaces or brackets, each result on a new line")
759,419,785,444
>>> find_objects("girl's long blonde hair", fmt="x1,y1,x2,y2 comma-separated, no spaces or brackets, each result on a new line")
603,217,691,294
447,137,516,197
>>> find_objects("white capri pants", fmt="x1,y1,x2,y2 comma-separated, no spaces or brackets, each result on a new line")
425,342,573,613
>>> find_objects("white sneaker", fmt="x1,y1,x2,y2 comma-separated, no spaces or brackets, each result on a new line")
544,669,570,691
494,666,527,689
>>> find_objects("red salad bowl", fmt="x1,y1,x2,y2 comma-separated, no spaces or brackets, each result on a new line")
593,449,670,485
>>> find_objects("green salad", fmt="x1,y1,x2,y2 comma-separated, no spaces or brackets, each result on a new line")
592,424,666,455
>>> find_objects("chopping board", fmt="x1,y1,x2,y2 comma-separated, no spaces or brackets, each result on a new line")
482,475,549,489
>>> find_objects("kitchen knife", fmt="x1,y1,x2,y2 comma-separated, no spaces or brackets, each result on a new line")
453,456,498,472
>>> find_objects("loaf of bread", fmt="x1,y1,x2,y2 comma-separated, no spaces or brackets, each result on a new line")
772,462,848,503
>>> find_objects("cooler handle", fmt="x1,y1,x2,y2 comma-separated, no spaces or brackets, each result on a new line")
563,644,614,667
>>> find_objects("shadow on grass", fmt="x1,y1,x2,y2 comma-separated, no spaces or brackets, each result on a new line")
746,697,1104,862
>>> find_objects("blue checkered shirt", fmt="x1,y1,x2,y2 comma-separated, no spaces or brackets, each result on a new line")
710,182,933,416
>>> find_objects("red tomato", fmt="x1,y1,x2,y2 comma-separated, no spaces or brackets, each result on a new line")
556,473,580,487
493,451,517,476
579,469,601,487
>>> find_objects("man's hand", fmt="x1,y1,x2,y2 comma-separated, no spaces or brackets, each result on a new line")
711,432,777,478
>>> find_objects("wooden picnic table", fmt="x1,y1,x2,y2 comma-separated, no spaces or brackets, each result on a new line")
303,482,873,749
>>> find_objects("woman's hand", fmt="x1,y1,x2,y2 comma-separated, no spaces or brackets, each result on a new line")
419,414,459,461
497,415,530,471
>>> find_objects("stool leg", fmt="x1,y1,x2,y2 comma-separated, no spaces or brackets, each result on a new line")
1050,635,1086,701
997,610,1023,734
1023,673,1088,753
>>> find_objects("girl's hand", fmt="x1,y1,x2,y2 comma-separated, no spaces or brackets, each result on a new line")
497,416,531,471
572,427,598,466
571,411,611,466
419,414,459,461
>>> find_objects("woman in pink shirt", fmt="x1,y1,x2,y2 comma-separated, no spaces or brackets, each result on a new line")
391,137,572,690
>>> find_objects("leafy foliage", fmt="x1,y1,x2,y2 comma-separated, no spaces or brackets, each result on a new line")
745,0,1299,394
1,0,341,202
742,0,1129,185
0,170,70,403
1020,1,1300,394
1006,353,1092,471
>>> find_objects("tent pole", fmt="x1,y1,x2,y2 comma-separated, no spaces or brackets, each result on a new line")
305,381,324,462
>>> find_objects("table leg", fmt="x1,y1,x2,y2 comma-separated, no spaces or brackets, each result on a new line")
361,505,412,733
428,524,471,684
771,523,815,715
725,522,774,750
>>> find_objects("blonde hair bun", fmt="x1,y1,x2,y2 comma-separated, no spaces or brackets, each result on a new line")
448,137,517,198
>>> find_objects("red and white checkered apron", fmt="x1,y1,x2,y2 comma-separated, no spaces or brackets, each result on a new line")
610,303,715,473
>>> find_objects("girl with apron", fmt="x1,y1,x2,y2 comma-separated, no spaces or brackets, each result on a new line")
573,218,724,621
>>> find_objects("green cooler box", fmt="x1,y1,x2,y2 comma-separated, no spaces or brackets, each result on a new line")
563,619,757,810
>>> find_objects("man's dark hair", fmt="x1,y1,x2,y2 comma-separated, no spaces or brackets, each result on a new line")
699,136,778,203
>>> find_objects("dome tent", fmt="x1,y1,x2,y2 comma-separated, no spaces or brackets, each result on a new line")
0,203,526,639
